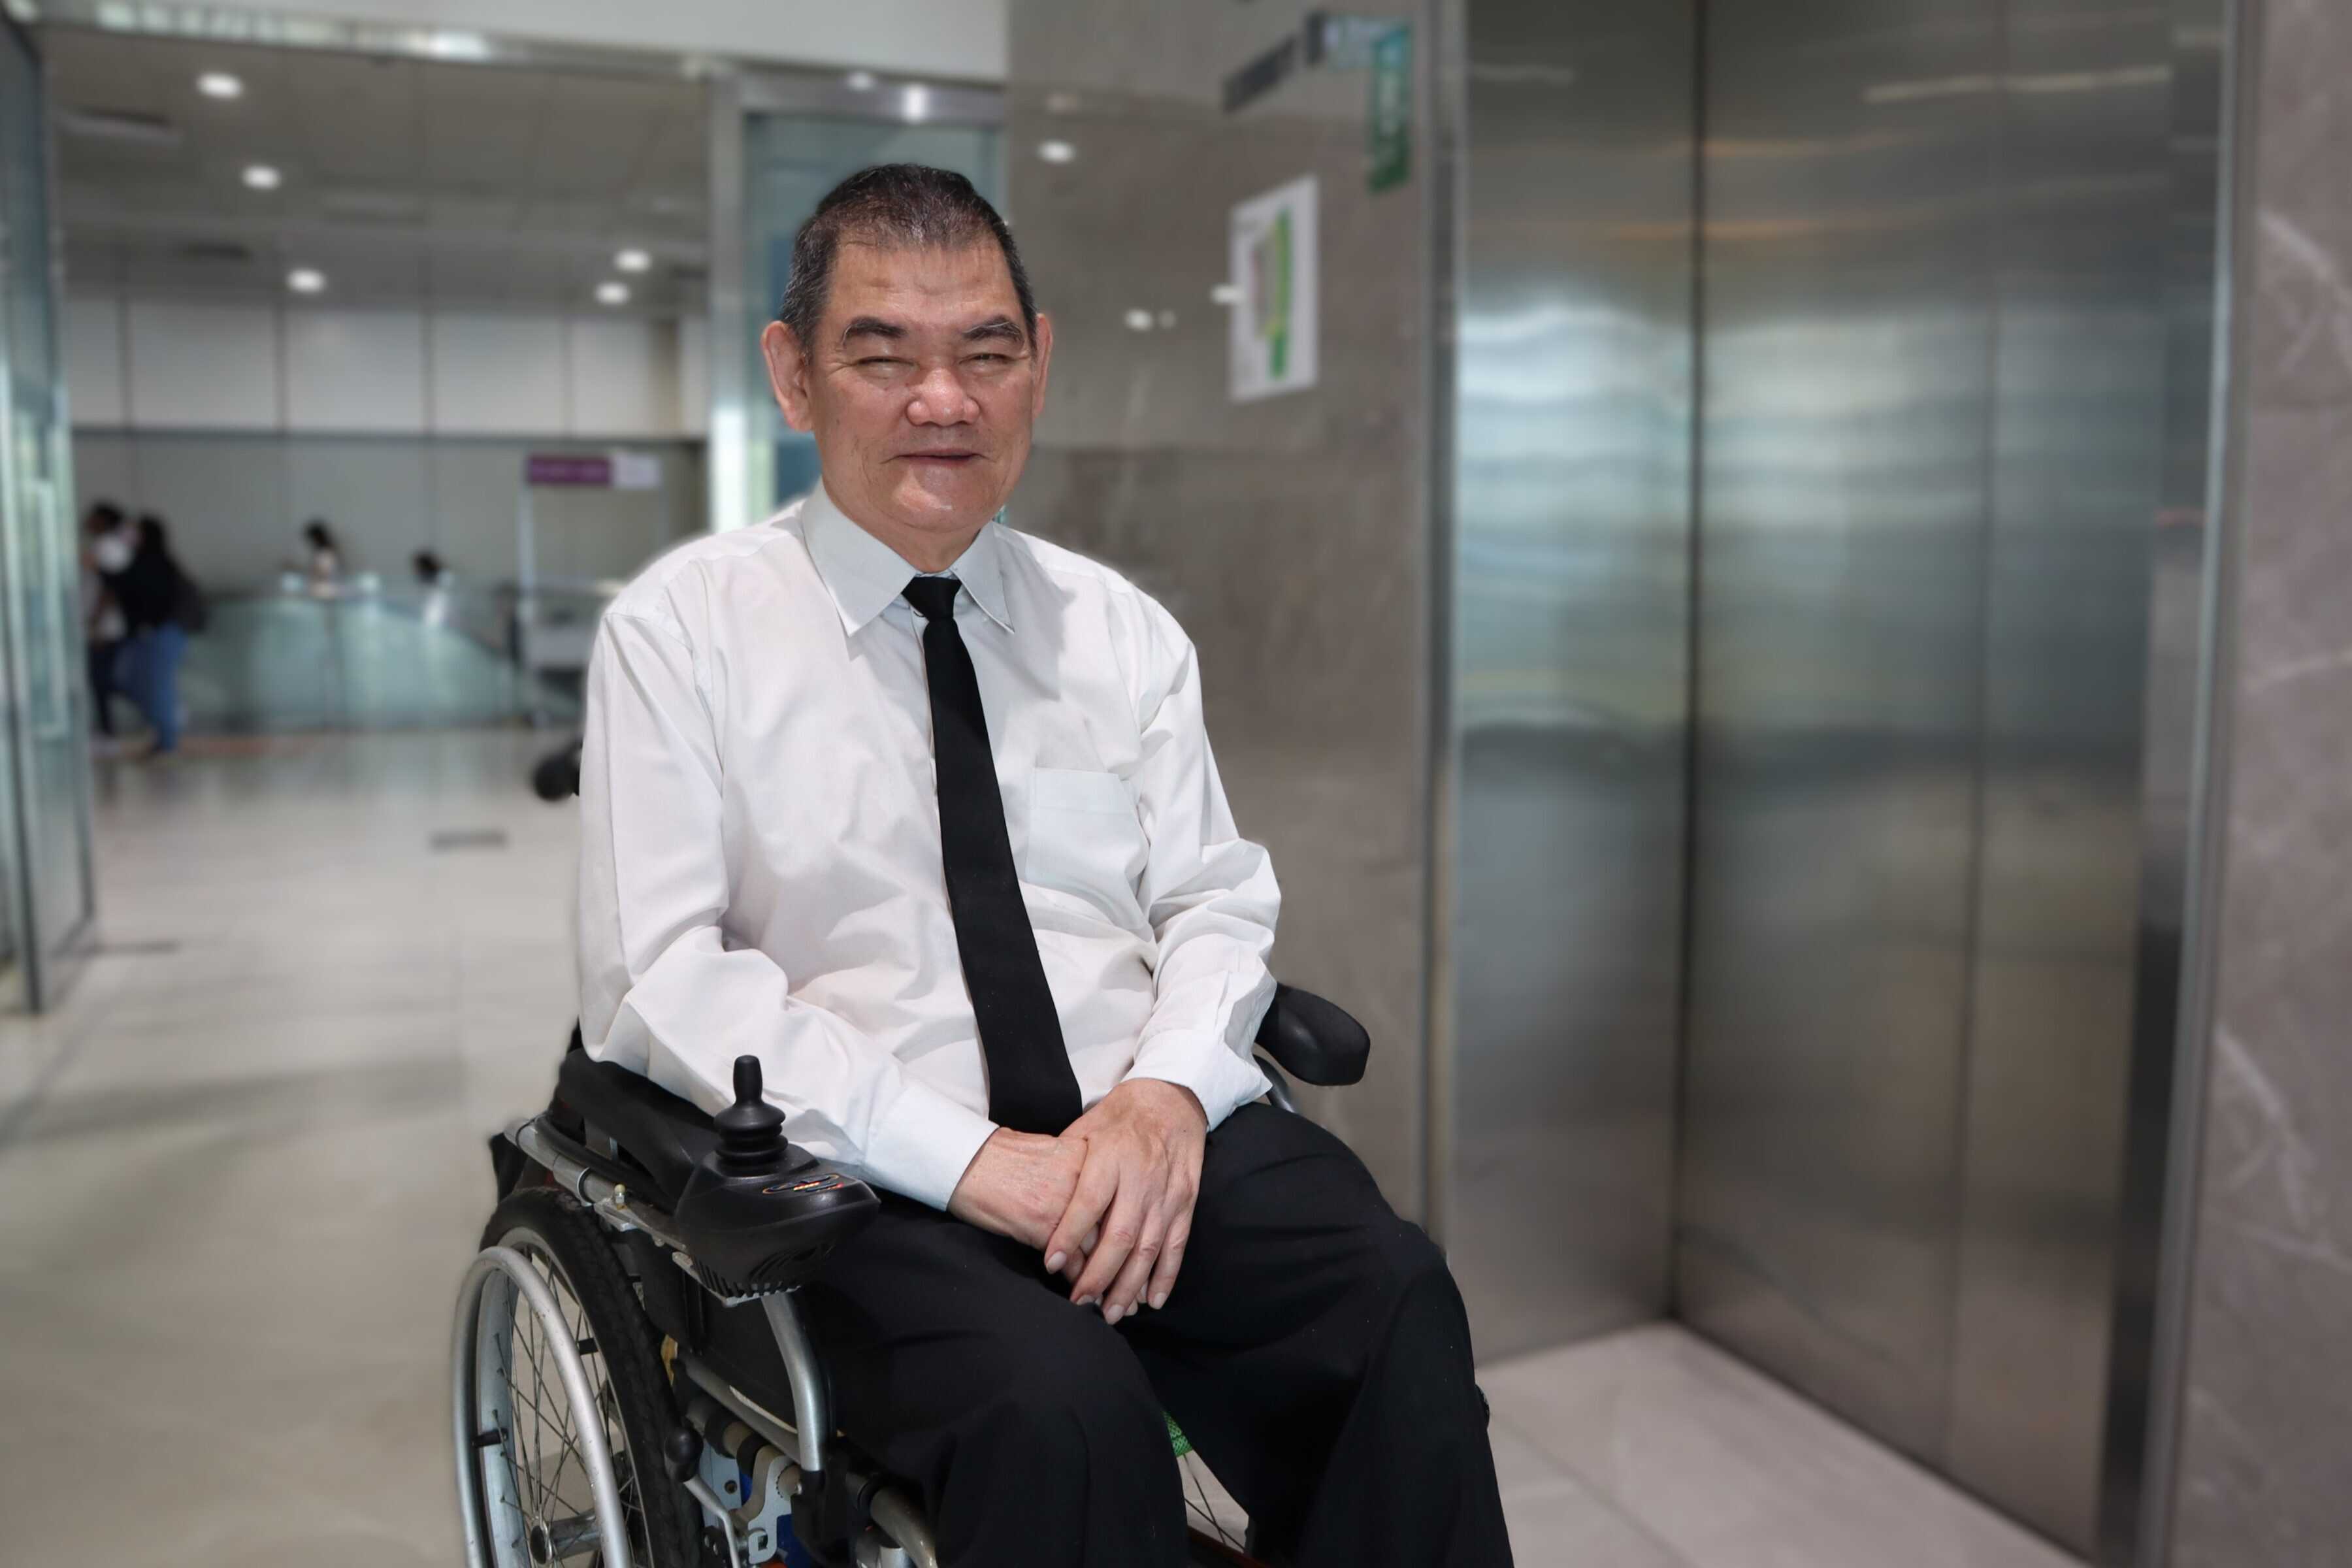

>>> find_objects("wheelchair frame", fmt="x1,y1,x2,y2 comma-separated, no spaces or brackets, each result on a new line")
454,1002,1360,1568
457,1111,938,1568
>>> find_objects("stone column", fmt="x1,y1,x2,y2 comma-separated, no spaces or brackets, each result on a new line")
2168,0,2352,1560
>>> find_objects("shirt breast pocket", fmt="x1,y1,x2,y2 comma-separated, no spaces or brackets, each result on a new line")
1023,768,1149,916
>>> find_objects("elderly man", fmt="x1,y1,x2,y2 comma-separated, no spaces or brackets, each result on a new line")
578,164,1509,1567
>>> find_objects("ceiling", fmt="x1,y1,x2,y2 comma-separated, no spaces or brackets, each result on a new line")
46,29,711,316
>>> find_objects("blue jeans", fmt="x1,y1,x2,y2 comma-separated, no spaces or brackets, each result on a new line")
120,624,188,752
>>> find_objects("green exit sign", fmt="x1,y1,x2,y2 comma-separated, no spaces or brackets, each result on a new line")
1368,24,1412,193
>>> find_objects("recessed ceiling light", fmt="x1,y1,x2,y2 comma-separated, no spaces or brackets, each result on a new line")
242,163,282,190
197,72,244,99
614,248,651,274
845,71,877,91
1124,308,1154,333
1210,284,1242,306
902,84,931,123
1037,140,1076,165
287,267,325,294
596,281,630,306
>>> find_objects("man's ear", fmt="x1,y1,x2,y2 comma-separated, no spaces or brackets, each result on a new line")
761,320,815,433
1030,311,1054,419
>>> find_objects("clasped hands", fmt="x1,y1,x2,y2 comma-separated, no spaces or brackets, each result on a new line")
947,1078,1205,1325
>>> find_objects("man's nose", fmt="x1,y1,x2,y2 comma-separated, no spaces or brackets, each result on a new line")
906,364,977,425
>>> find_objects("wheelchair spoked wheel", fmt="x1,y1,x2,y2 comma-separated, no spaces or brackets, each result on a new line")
457,1188,699,1568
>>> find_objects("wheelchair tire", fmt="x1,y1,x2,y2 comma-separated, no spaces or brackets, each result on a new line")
472,1186,700,1568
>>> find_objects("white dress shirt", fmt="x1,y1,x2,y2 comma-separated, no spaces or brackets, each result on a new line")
577,485,1277,1209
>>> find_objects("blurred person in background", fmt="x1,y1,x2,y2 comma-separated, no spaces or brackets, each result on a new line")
112,514,199,758
301,519,342,596
80,500,132,750
413,547,453,627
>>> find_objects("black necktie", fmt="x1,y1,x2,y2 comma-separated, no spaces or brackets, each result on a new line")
902,576,1083,1135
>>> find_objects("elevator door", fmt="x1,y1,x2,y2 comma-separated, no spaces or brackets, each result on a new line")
1675,0,2197,1553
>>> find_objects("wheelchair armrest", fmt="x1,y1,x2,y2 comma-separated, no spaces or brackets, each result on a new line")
669,1057,881,1297
1253,983,1369,1087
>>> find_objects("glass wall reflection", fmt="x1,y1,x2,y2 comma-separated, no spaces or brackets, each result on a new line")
0,18,97,1010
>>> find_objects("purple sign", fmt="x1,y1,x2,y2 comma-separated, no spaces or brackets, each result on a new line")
525,454,613,487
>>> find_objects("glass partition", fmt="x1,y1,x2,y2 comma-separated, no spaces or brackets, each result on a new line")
0,18,95,1011
174,580,594,734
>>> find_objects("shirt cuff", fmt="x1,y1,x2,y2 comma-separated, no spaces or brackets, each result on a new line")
860,1075,999,1211
1124,1032,1272,1132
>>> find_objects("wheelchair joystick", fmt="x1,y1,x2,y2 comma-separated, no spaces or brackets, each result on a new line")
714,1056,789,1175
670,1055,881,1297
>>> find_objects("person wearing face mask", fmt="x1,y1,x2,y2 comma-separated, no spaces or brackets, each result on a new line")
82,502,133,748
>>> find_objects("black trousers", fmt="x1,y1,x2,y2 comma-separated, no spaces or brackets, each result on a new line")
796,1102,1512,1567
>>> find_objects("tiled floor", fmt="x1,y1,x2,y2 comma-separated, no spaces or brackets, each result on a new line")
1479,1328,2082,1568
0,731,2083,1567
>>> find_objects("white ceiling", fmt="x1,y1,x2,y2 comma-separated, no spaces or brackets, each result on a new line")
90,0,1011,81
50,29,711,316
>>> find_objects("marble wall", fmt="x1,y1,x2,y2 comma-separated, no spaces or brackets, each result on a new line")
2166,0,2352,1560
1003,1,1435,1213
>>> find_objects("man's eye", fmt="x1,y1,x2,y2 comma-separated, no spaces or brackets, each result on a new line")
966,353,1011,366
857,356,907,368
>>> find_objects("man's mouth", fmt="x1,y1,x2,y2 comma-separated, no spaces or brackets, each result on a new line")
901,449,981,465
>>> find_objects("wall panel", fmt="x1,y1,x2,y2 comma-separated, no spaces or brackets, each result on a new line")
284,308,428,432
1007,0,1433,1217
429,312,568,435
60,293,122,425
567,317,679,437
71,432,702,589
1446,0,1695,1354
125,300,279,429
1678,1,2214,1552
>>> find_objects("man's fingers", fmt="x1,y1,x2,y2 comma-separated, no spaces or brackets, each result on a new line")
1068,1187,1147,1310
1146,1217,1190,1311
1043,1158,1117,1277
1103,1205,1169,1321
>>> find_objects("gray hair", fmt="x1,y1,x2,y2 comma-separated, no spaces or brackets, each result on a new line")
776,164,1037,350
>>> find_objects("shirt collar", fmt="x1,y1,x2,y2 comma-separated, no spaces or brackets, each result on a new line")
801,482,1015,636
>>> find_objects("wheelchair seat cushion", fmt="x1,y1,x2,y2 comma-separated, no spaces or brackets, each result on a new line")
557,1048,719,1205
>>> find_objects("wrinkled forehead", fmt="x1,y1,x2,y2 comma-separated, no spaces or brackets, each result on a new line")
821,238,1026,340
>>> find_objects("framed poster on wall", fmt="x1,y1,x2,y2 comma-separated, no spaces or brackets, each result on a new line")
1229,175,1319,402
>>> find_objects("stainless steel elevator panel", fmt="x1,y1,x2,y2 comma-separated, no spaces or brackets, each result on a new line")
1681,0,2003,1458
1946,3,2173,1546
1681,2,2198,1552
1444,0,1695,1354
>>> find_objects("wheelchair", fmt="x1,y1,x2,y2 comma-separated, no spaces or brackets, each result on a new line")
451,985,1372,1568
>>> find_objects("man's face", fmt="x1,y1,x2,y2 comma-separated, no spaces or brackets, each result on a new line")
762,239,1052,563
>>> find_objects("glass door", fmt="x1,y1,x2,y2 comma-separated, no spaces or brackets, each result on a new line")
0,17,97,1011
708,73,1003,534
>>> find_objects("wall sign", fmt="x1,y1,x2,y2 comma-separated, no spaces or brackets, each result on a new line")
1230,175,1320,403
1367,25,1412,192
524,451,662,489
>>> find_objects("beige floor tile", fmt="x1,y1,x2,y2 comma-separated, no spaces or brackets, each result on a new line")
1482,1324,2083,1568
2,732,2084,1566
